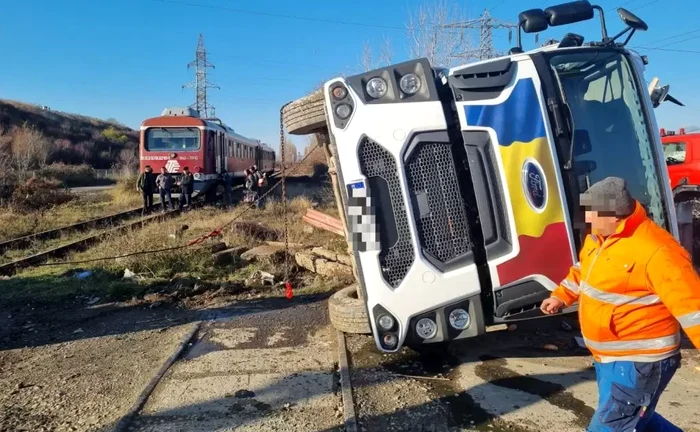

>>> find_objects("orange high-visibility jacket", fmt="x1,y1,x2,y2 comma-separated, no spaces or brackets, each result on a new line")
551,201,700,363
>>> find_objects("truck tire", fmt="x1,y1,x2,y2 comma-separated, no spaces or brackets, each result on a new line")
328,285,371,334
283,90,327,136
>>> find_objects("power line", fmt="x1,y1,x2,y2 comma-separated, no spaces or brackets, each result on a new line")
637,46,700,54
636,28,700,48
490,0,509,11
150,0,404,30
632,0,661,11
606,0,642,12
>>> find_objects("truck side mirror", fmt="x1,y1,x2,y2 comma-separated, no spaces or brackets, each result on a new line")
650,85,670,108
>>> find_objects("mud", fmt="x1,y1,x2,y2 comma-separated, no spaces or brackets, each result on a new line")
348,316,700,432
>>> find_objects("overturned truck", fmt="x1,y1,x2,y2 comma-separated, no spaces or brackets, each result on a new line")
283,1,680,353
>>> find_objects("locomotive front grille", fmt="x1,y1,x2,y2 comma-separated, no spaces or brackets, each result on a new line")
405,142,472,268
357,137,415,288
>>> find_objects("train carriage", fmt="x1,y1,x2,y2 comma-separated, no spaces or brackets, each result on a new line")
139,107,275,199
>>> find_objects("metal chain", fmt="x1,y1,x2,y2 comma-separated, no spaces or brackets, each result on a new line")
280,101,292,283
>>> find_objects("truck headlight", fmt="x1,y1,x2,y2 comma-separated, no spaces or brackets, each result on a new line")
448,309,470,330
331,85,348,100
399,73,421,95
377,314,395,331
366,77,388,99
383,333,398,348
416,318,437,340
335,103,352,120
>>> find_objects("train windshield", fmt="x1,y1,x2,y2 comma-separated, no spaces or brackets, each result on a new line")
145,128,201,152
549,50,668,230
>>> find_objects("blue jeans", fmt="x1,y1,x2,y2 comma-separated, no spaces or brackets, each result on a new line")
159,189,172,210
179,190,192,209
588,354,682,432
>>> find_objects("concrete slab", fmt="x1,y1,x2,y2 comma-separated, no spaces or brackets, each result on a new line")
130,301,343,432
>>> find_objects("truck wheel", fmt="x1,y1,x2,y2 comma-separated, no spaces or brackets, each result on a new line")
328,285,371,334
282,89,327,136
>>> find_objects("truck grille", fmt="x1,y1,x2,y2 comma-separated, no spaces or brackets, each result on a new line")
405,142,472,266
358,137,415,288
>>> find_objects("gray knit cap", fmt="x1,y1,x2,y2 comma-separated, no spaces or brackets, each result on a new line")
580,177,635,217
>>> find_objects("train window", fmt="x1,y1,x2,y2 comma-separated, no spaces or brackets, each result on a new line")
227,141,232,157
145,128,200,151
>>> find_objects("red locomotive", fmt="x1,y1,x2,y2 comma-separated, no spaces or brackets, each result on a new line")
139,107,275,199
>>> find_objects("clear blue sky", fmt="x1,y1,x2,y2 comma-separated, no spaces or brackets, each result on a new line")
1,0,699,151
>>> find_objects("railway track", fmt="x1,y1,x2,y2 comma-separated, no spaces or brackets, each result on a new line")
0,171,317,276
0,207,147,255
0,206,187,276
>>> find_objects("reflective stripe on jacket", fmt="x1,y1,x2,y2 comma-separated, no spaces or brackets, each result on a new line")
551,201,700,363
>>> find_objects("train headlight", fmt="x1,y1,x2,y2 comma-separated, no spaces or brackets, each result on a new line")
377,314,395,331
415,318,437,340
448,309,470,330
366,77,388,99
399,73,421,95
335,103,352,120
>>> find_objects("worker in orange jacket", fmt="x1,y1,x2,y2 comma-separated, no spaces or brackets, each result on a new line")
541,177,699,432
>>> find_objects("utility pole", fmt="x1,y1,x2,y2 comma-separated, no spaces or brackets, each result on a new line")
182,34,219,119
444,9,519,61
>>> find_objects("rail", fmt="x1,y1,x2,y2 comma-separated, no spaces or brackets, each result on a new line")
0,208,145,254
0,207,184,276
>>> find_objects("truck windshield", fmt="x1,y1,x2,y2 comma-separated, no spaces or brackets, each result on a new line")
145,128,201,152
549,50,668,229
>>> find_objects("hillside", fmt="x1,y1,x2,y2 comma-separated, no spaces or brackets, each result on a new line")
0,99,138,170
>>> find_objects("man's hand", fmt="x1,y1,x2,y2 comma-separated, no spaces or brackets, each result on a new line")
541,297,565,315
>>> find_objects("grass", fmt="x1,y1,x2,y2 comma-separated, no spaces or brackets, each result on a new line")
0,180,142,242
1,187,352,306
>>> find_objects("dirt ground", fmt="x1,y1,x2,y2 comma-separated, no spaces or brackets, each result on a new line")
0,284,337,432
130,301,344,432
347,316,700,432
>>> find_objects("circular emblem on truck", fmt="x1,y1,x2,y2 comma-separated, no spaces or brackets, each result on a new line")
521,158,547,212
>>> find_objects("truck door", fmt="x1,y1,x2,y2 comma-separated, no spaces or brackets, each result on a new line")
448,57,576,323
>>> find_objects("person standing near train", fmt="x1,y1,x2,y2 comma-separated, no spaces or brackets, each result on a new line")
178,167,194,210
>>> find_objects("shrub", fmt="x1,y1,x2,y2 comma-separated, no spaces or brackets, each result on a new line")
102,126,128,144
37,163,98,187
10,177,75,211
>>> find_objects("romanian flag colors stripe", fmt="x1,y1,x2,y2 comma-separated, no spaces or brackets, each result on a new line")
464,78,573,285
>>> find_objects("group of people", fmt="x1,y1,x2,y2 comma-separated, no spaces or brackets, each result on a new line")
137,164,268,213
136,165,194,214
243,165,268,208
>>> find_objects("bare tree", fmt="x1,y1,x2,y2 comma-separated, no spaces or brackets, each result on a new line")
279,135,299,165
360,42,374,72
359,36,394,72
379,36,393,66
0,147,13,186
10,123,52,179
116,147,139,176
406,0,471,67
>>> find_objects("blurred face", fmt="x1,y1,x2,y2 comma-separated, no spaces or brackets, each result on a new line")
161,168,166,174
585,210,619,237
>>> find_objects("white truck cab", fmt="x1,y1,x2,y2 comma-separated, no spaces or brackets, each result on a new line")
323,1,678,353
